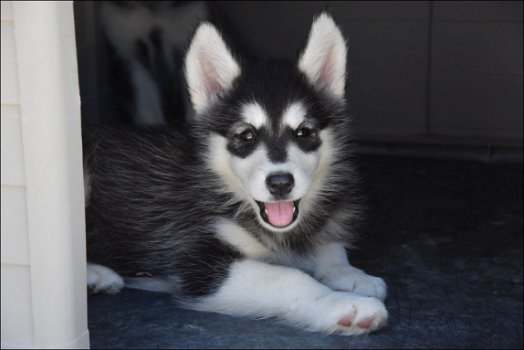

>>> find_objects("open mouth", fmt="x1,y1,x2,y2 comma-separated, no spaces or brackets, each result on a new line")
255,200,300,228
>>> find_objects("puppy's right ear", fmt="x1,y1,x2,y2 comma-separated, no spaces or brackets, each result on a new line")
185,23,241,114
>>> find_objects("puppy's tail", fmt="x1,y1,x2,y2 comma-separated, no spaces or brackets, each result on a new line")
124,276,180,294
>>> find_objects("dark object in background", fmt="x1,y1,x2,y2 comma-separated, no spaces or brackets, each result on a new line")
75,1,207,127
100,1,205,127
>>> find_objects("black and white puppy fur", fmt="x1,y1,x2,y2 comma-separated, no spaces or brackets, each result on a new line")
85,13,388,335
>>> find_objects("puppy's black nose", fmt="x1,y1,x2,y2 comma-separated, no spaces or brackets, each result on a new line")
266,173,294,197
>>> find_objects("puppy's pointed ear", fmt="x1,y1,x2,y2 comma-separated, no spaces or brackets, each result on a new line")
298,13,347,99
185,23,241,114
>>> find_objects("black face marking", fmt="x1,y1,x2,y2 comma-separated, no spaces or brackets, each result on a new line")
225,119,323,161
259,128,288,163
226,124,260,158
292,123,322,153
295,126,310,138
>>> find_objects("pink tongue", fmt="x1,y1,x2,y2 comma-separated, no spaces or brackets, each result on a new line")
265,201,294,227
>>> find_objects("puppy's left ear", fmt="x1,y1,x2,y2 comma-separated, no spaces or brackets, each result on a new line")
185,23,241,114
298,13,347,99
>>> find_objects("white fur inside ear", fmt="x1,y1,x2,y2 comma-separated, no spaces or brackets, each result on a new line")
185,23,241,113
298,13,347,98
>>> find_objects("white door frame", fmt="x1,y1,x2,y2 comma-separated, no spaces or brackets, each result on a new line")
13,2,89,348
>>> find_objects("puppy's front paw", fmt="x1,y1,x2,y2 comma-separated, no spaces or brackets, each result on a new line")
317,266,387,301
345,273,387,302
314,292,388,335
87,263,124,294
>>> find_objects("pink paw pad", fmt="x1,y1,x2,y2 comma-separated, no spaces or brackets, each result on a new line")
357,316,374,329
337,314,354,327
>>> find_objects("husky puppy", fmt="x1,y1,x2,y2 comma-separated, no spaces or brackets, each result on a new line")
85,13,388,335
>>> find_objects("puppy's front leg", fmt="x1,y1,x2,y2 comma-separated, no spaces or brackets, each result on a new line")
312,243,388,301
192,259,387,335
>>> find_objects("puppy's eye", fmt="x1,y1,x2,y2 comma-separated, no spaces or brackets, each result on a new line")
239,129,255,142
295,127,311,138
